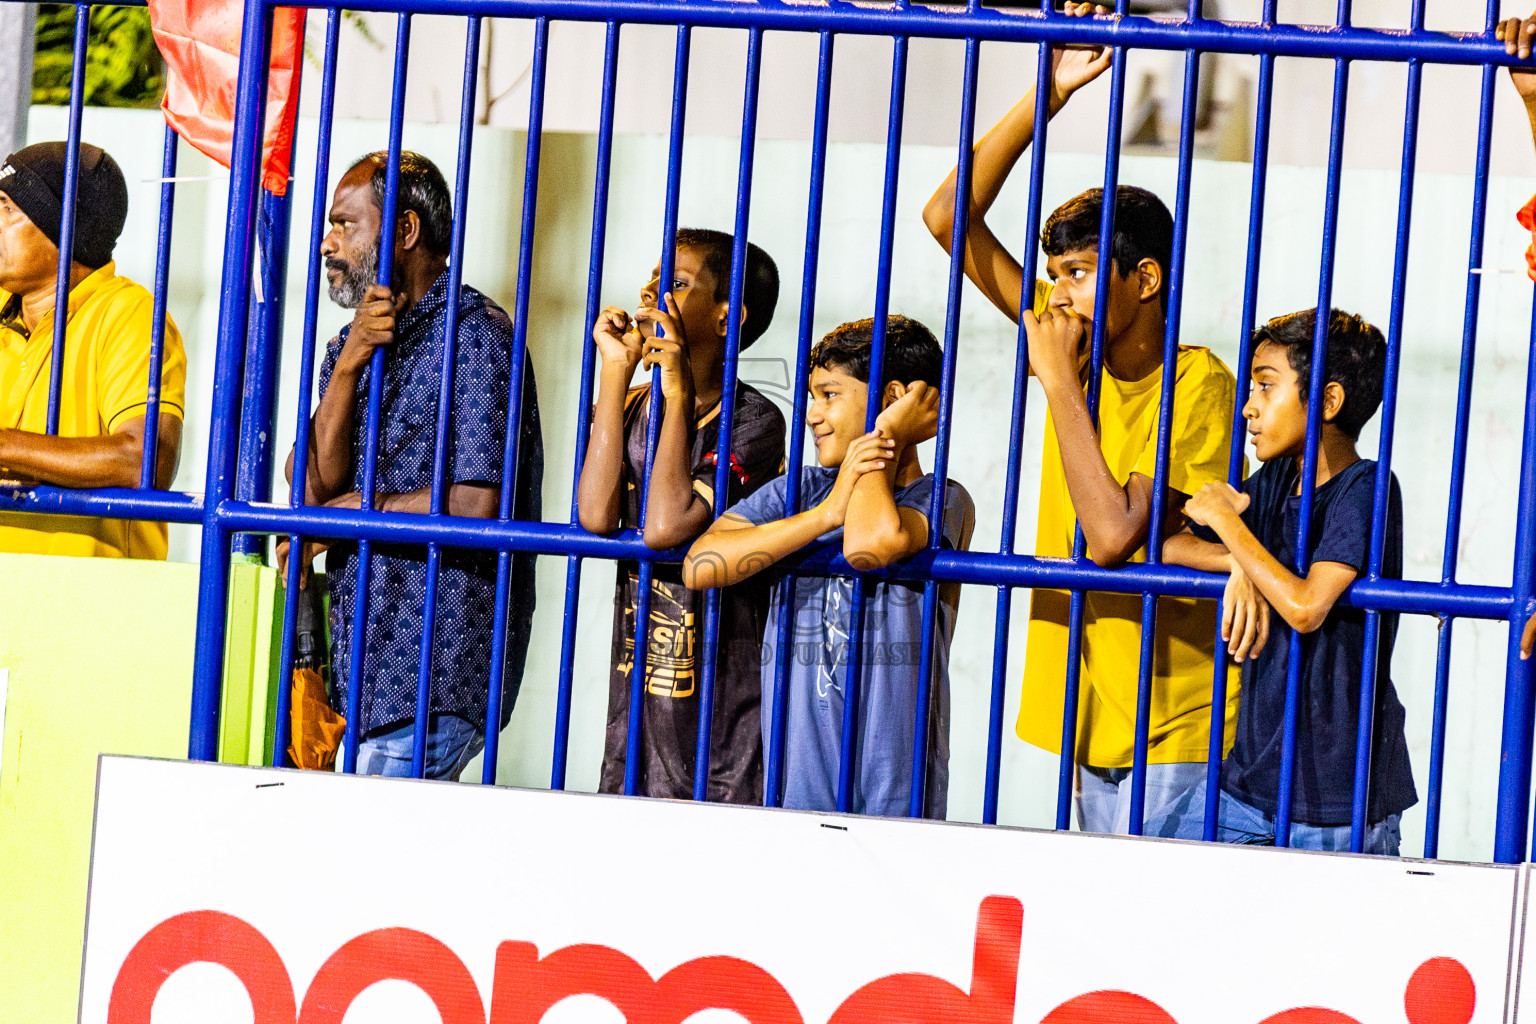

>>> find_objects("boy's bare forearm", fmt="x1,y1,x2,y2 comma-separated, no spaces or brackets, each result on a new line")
923,89,1065,320
642,395,708,549
1163,531,1234,575
684,511,830,590
1205,509,1351,633
844,463,922,569
1042,377,1153,566
926,92,1035,230
577,367,631,533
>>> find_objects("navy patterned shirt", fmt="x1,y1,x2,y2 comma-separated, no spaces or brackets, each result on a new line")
318,271,543,736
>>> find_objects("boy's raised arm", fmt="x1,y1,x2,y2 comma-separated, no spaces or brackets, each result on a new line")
922,2,1110,321
577,306,642,534
684,431,895,589
1183,482,1355,635
843,384,940,570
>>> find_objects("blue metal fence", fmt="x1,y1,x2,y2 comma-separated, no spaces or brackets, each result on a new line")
6,0,1536,863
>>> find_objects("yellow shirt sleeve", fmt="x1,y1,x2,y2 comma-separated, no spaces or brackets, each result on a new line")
96,291,188,434
1032,279,1052,318
1131,349,1237,497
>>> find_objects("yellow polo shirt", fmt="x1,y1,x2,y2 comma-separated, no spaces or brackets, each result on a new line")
0,262,187,559
1017,341,1242,768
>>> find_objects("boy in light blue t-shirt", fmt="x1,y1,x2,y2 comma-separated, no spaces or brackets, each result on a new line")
683,316,975,817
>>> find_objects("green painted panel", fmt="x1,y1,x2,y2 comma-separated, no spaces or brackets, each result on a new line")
0,553,283,1023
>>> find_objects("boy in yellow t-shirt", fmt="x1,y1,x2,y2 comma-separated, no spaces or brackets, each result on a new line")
925,11,1244,834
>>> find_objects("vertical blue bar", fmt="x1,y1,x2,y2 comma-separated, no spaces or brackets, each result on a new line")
625,23,692,797
340,12,412,774
765,29,834,808
1204,7,1276,839
691,26,763,802
1127,40,1201,836
984,35,1053,825
907,33,980,819
273,8,341,770
1349,40,1422,853
1275,53,1350,847
553,20,622,791
1495,302,1536,864
45,3,90,437
233,186,296,557
410,14,484,781
139,124,179,489
188,2,275,761
836,31,907,814
481,14,548,785
1425,0,1499,860
1055,28,1129,832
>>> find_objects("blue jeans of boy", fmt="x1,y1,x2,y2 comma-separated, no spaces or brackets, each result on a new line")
1145,775,1401,855
355,713,484,781
1076,762,1207,835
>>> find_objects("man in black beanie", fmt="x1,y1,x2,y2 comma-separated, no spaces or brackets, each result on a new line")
0,140,187,559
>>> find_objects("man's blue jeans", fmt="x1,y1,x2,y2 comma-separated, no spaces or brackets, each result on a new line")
356,713,484,781
1145,775,1402,855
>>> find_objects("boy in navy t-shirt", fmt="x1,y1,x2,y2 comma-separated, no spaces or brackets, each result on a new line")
1147,308,1416,854
682,316,975,817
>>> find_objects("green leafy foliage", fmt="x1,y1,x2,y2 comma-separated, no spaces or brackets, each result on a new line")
33,5,165,109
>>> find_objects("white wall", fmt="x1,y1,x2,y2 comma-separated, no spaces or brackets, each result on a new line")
27,12,1536,861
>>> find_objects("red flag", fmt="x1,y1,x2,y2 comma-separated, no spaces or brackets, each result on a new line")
147,1,305,196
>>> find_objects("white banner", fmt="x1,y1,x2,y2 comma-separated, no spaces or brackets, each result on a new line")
79,756,1521,1024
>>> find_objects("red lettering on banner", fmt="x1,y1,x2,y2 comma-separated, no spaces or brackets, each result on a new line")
1041,991,1178,1023
488,942,801,1023
827,895,1021,1024
103,898,1480,1024
297,928,486,1024
1404,957,1476,1024
106,910,296,1024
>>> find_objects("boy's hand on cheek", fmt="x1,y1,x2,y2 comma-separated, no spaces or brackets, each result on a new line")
1025,308,1088,386
1184,482,1249,529
819,431,894,529
638,295,694,403
874,381,940,448
592,305,642,372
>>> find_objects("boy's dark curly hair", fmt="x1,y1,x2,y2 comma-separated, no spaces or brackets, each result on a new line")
1041,185,1174,313
810,315,943,391
675,227,779,348
1253,307,1387,439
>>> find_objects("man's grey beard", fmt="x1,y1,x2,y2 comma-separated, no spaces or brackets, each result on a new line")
327,242,379,309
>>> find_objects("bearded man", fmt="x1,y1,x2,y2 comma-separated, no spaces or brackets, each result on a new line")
282,151,543,779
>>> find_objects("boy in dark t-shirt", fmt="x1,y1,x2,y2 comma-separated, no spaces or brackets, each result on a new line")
577,229,784,803
1148,308,1416,854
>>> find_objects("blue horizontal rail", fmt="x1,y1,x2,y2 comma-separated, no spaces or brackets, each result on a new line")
202,498,1510,619
243,0,1519,67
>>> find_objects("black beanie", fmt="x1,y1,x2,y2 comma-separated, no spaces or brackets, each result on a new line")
0,142,129,269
